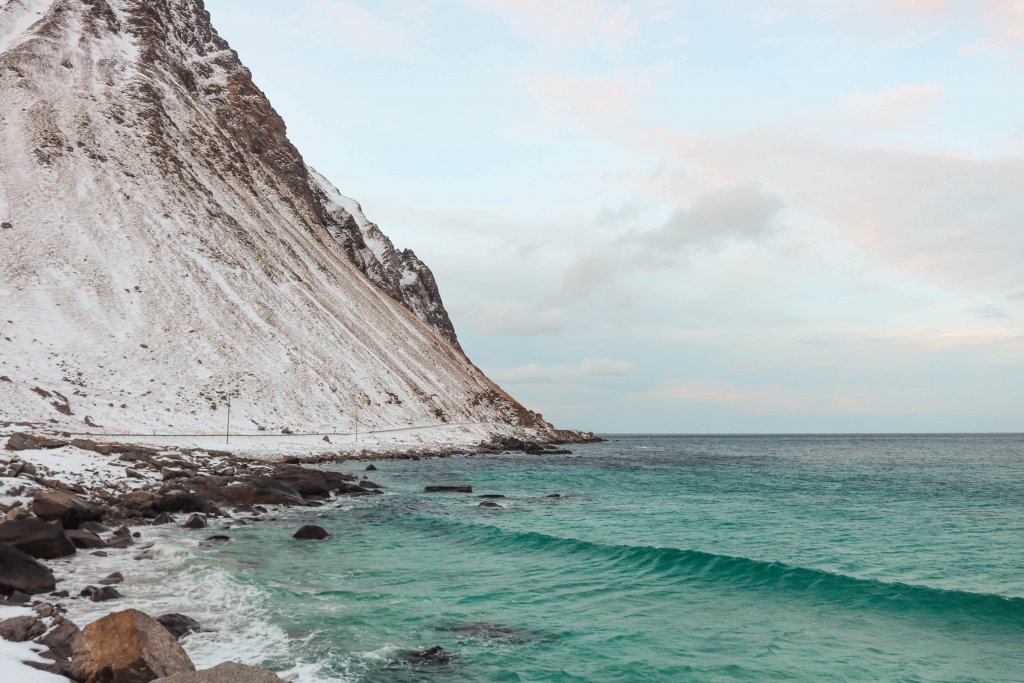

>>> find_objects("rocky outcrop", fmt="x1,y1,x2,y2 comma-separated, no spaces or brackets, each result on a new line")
0,544,57,594
70,609,196,683
0,517,76,559
31,491,103,529
152,662,288,683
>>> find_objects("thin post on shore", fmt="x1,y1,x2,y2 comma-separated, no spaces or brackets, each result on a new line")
225,396,231,444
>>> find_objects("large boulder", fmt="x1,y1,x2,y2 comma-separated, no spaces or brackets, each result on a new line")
0,615,47,641
0,543,56,594
155,490,202,513
0,517,76,559
220,478,304,506
31,491,102,529
152,662,287,682
70,609,195,683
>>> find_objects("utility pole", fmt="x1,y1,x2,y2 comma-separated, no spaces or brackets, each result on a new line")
225,396,231,444
354,404,359,444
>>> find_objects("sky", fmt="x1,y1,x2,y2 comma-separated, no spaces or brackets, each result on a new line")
204,0,1024,434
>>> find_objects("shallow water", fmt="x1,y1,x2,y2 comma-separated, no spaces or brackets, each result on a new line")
60,434,1024,682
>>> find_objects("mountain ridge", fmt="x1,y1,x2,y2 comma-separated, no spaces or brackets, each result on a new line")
0,0,585,447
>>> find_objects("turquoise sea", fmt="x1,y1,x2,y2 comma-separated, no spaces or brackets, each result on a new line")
92,434,1024,681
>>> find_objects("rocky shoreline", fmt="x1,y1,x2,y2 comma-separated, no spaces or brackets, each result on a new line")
0,430,590,681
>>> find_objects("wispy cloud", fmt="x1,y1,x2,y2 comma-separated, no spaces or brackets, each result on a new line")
487,358,635,383
465,0,635,47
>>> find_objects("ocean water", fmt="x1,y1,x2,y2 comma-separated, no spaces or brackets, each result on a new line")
60,434,1024,682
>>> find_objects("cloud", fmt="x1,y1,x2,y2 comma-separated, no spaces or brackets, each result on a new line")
296,0,419,55
487,357,634,383
473,305,565,335
967,304,1010,318
636,184,784,251
835,82,947,130
559,184,785,296
466,0,635,47
526,73,637,124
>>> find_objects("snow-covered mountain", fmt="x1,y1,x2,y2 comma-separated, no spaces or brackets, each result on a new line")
0,0,572,445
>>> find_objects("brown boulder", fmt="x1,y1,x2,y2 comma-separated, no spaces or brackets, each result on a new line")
0,517,77,559
70,609,195,683
0,614,47,641
0,543,57,594
152,662,287,682
67,529,107,550
31,490,102,529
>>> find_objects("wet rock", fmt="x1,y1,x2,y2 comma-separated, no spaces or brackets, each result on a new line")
66,529,106,550
78,521,109,534
70,609,195,682
4,590,31,604
90,551,109,558
546,493,562,498
152,512,174,525
0,545,57,594
112,525,132,537
365,464,377,471
0,614,47,641
478,501,503,508
204,535,230,543
106,535,133,549
450,622,536,643
85,585,122,602
183,514,207,529
152,661,287,682
220,478,303,506
155,613,202,640
478,494,506,499
292,525,328,540
99,571,123,585
404,645,452,664
31,491,102,529
424,485,472,493
0,517,77,559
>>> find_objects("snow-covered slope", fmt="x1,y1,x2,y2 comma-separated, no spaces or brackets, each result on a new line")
0,0,565,443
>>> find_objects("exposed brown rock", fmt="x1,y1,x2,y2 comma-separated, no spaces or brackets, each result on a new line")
70,609,196,683
152,661,287,683
31,490,102,529
0,543,57,594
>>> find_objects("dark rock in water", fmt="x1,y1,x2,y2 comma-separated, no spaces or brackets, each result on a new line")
0,517,77,559
200,502,227,517
106,535,133,549
365,464,377,471
183,514,207,529
450,622,537,643
112,525,132,537
156,490,202,513
49,590,70,598
204,535,230,543
292,525,328,540
221,479,303,506
31,491,102,529
478,501,503,508
71,609,195,682
152,512,174,526
0,614,47,641
67,529,106,550
478,494,505,499
87,586,122,602
404,645,452,664
78,521,109,534
360,480,382,489
90,551,109,558
150,661,286,682
156,613,203,640
424,485,472,493
546,493,562,498
99,571,124,585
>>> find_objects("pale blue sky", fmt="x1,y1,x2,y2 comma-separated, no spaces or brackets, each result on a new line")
205,0,1023,433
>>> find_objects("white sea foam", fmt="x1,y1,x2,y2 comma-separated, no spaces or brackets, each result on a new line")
50,514,358,683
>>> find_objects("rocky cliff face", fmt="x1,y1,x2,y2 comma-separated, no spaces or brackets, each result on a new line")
0,0,570,442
